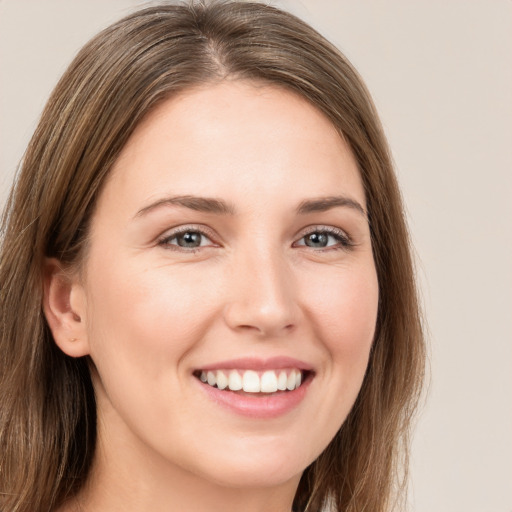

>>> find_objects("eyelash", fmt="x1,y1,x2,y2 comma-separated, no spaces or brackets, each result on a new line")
158,225,218,253
157,225,353,252
294,226,353,251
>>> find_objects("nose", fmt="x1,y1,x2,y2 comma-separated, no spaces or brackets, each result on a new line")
222,246,300,338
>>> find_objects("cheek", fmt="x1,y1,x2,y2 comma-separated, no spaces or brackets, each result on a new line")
82,259,221,437
303,261,379,359
300,259,378,429
284,260,378,460
83,258,226,379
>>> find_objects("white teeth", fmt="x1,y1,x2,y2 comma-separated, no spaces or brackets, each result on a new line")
260,370,278,393
277,371,287,391
228,370,242,391
242,370,260,392
199,368,305,393
286,371,296,391
216,370,228,390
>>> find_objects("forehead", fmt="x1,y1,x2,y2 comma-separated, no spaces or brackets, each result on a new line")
100,80,365,214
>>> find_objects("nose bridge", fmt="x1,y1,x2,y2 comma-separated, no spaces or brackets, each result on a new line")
223,238,298,336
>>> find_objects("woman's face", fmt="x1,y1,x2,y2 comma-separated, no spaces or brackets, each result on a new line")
76,81,378,490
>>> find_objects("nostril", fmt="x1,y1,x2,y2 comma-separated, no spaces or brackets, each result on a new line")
235,322,296,336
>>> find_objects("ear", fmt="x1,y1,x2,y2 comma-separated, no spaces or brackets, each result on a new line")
43,258,90,358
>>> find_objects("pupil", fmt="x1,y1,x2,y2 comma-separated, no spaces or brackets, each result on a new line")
306,232,328,247
178,232,201,248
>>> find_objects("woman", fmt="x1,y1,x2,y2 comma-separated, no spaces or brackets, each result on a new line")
0,2,425,511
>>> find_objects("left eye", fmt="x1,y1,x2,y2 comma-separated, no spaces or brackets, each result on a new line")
295,230,349,249
161,230,213,249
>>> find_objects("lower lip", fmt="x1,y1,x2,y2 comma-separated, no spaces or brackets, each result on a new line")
195,375,312,419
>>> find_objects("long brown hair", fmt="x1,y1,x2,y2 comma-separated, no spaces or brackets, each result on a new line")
0,2,425,511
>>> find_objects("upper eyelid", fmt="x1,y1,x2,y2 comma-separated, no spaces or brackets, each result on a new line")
296,224,350,239
160,224,216,238
301,225,346,234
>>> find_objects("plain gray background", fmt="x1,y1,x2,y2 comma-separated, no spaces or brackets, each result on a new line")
1,1,511,511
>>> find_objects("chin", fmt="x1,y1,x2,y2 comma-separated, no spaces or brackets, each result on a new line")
182,438,315,490
198,459,305,490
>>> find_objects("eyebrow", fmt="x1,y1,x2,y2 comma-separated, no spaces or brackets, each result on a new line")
135,195,236,218
135,194,366,219
296,196,367,218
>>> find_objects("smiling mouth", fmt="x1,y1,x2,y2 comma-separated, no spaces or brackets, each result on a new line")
193,368,310,394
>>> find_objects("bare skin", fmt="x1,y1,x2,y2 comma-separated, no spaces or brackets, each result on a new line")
47,81,378,512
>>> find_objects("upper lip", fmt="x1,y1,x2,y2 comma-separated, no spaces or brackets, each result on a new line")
196,356,314,372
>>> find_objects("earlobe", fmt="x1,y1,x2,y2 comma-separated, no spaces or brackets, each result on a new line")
43,258,90,358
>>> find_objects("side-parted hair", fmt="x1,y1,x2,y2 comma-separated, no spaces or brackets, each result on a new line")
0,2,425,511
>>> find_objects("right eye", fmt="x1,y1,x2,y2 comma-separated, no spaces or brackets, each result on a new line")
158,227,217,251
